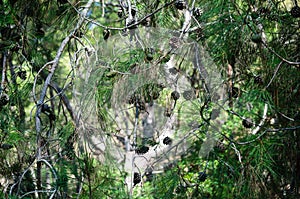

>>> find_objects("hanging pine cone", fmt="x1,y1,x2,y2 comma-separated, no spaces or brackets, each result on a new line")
141,17,151,27
133,172,141,186
198,172,207,182
103,29,110,40
135,145,149,155
291,6,300,18
175,0,186,10
163,136,172,145
145,47,154,61
171,91,180,100
182,90,194,100
0,93,9,106
254,75,263,85
193,7,203,17
242,118,253,128
251,33,262,43
18,70,27,80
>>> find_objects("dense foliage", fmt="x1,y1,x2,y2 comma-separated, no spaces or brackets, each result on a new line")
0,0,300,198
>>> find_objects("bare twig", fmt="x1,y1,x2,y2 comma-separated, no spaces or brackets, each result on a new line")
17,158,58,199
180,8,192,36
33,1,94,197
35,0,94,148
263,43,300,66
220,125,300,146
1,53,7,93
80,0,176,30
230,142,243,168
32,61,54,104
252,103,268,135
49,82,79,126
265,61,283,89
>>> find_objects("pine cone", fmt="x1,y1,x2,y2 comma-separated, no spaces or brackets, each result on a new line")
133,172,141,186
175,0,186,10
291,6,300,18
198,172,207,182
0,93,9,106
242,118,253,128
103,29,110,40
135,145,149,155
171,91,180,100
193,7,203,17
182,90,194,100
163,136,172,145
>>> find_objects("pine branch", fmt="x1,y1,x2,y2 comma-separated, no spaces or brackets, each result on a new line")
35,0,94,155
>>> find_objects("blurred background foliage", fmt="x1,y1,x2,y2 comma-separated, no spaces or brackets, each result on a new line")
0,0,300,198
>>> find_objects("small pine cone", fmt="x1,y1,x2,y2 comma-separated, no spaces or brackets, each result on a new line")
0,93,9,106
251,34,262,43
242,118,253,128
182,90,194,100
135,145,149,155
291,6,300,18
18,70,27,80
103,29,110,40
254,76,263,85
193,7,203,17
198,172,207,182
117,7,123,18
175,0,186,10
133,172,141,186
171,91,180,100
163,136,172,145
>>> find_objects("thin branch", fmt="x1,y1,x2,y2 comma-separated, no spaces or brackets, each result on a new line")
20,190,56,199
35,0,94,143
180,7,192,37
49,82,79,126
10,158,36,195
252,103,268,135
81,0,176,30
1,53,7,93
230,142,243,168
265,61,283,89
262,42,300,66
32,61,54,104
18,158,58,198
